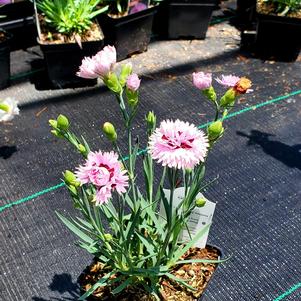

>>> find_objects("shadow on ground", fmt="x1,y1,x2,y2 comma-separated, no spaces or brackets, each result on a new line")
237,130,301,170
0,146,18,159
32,274,80,301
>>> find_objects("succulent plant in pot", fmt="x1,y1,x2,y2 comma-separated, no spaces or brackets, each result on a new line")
49,46,253,300
33,0,108,88
255,0,301,61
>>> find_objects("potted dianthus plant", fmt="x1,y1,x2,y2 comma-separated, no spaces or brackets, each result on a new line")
255,0,301,61
153,0,218,39
33,0,108,88
49,46,252,300
96,0,157,60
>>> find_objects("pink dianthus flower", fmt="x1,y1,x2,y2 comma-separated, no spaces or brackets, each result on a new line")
77,46,116,79
75,151,128,205
192,72,212,90
126,74,141,91
148,120,209,169
215,75,240,88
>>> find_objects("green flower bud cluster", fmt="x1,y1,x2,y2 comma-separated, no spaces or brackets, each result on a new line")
63,170,80,196
49,114,88,157
49,114,70,138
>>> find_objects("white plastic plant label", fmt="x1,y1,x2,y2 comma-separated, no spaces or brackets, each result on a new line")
161,187,216,248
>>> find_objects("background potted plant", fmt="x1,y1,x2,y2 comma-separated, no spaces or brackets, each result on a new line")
97,0,157,61
0,2,12,90
0,0,36,50
255,0,301,61
48,46,252,300
34,0,107,88
153,0,219,39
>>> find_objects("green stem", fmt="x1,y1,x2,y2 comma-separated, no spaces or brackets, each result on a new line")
214,100,220,121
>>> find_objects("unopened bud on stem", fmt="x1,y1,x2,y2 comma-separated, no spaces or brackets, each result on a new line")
208,121,224,141
57,114,69,131
196,198,206,208
103,122,117,142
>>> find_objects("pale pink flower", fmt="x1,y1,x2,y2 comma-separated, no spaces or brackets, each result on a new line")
0,97,19,122
126,74,141,91
192,72,212,90
148,120,209,169
75,151,128,205
130,3,147,14
77,46,116,79
215,75,240,88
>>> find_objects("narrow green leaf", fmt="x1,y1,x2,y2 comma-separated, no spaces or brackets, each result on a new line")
79,270,116,300
164,272,196,291
111,277,133,295
169,223,211,266
56,212,94,244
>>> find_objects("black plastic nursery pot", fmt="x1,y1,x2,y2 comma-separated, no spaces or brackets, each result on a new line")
0,1,36,50
0,32,12,90
39,39,104,89
255,13,301,62
97,7,156,61
79,244,224,300
157,0,218,39
236,0,256,25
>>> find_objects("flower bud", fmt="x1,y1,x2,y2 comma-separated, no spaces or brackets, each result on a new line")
202,86,217,102
196,198,206,207
57,114,69,131
0,103,10,113
185,168,193,174
220,88,236,108
126,74,141,92
103,122,117,142
192,72,212,90
77,144,86,154
51,129,64,138
119,63,133,87
49,119,57,128
63,170,80,187
104,72,122,94
126,88,139,107
146,111,156,129
208,121,224,141
104,233,113,241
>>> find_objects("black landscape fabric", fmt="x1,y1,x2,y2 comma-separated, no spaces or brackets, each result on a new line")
0,51,301,301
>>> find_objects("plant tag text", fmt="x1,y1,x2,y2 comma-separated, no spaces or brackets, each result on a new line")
161,187,216,248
